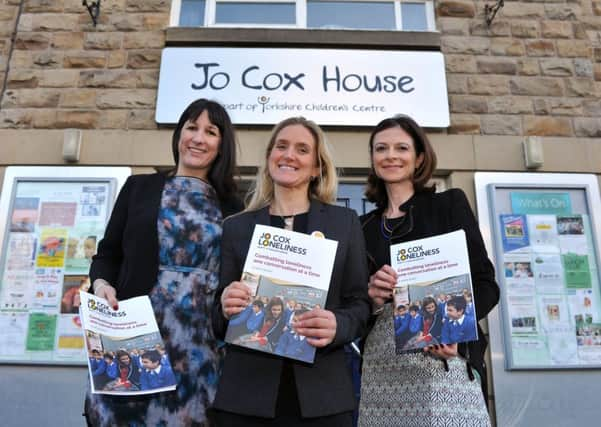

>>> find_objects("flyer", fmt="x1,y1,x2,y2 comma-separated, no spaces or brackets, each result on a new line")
225,224,338,363
4,233,36,271
507,295,538,335
537,294,570,329
0,312,28,356
26,312,57,351
79,185,108,218
10,197,39,232
65,225,102,274
527,215,559,253
79,292,177,395
0,270,34,310
545,326,578,365
531,253,564,293
55,313,85,357
390,230,478,353
568,289,595,324
36,228,68,268
31,268,63,311
562,253,592,289
503,253,536,296
500,214,529,253
576,322,601,363
39,202,77,227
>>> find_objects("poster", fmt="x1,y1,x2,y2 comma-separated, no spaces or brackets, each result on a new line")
500,214,529,253
562,253,591,288
527,215,559,253
55,314,85,357
10,197,39,232
0,312,28,356
31,268,63,311
0,270,35,310
531,253,564,293
26,313,57,351
496,190,601,368
36,228,68,268
4,233,36,271
65,224,103,274
0,178,116,364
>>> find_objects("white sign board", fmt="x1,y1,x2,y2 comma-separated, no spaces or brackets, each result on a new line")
156,47,449,127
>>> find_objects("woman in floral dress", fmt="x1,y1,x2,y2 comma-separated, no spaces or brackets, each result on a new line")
84,99,242,426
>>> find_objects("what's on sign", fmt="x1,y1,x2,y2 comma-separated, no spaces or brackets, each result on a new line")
155,48,450,127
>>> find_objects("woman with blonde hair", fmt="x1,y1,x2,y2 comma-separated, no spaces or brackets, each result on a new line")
212,116,370,426
246,117,338,210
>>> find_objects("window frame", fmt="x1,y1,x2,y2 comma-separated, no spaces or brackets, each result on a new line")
170,0,436,31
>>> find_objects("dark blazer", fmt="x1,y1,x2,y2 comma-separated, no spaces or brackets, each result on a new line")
360,188,500,398
90,173,242,299
212,200,371,418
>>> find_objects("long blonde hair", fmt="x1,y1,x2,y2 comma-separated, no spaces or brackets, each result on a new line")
246,117,338,211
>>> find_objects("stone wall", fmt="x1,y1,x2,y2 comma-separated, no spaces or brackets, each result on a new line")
0,0,169,130
1,0,600,138
0,1,20,99
439,0,601,137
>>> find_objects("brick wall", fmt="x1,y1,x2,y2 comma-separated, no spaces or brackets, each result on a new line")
0,0,169,130
438,0,601,137
1,0,600,138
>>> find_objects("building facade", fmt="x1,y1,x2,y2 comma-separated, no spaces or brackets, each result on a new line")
0,0,600,425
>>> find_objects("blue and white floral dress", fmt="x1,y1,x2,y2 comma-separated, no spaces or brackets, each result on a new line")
86,176,224,427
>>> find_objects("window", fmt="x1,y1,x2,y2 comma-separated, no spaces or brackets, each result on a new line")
400,2,428,31
215,2,296,25
172,0,435,31
178,0,206,26
307,1,396,30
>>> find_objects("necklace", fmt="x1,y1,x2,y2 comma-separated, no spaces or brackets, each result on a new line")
282,215,294,230
380,213,405,240
381,215,394,234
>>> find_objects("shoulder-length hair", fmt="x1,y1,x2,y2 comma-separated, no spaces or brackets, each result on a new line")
264,297,285,322
171,98,238,203
246,117,337,211
421,296,438,320
365,114,437,209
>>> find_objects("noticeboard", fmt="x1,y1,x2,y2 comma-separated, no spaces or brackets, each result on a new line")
478,173,601,370
0,167,130,365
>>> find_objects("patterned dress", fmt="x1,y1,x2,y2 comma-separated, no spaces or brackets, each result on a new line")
358,304,491,427
85,176,223,427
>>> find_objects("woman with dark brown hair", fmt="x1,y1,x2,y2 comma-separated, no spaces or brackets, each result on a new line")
84,98,243,426
358,114,499,426
237,297,286,351
406,296,443,350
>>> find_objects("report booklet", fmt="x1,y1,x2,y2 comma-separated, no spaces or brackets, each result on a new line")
390,230,478,353
79,292,176,395
225,224,338,363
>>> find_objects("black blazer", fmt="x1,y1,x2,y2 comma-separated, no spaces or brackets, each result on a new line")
212,200,371,418
90,173,242,299
361,189,500,395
